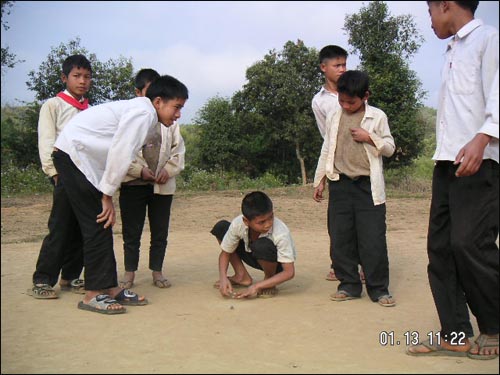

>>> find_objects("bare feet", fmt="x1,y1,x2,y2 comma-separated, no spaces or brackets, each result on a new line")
257,287,278,298
213,275,252,288
152,271,172,288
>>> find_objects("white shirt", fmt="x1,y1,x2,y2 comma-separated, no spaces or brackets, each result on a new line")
433,19,499,162
313,103,395,205
54,97,158,196
312,86,340,138
220,215,297,263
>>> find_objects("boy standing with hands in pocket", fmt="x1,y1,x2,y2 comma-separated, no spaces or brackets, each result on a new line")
313,70,396,307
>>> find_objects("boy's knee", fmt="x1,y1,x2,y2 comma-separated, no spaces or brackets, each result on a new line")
210,220,230,242
250,237,278,262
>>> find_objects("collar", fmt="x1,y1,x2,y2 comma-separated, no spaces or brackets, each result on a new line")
448,18,483,50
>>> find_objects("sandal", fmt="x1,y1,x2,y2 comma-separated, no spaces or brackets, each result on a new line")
28,283,58,299
153,278,172,289
118,280,134,289
330,290,360,302
468,334,499,360
114,289,148,306
377,294,396,307
406,338,468,357
325,269,338,281
60,279,85,294
77,294,126,315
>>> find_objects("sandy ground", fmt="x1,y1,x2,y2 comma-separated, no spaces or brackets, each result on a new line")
1,186,498,374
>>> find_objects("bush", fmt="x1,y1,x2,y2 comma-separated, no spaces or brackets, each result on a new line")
1,162,52,197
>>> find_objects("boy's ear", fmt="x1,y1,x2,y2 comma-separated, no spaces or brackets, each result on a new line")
61,73,68,84
151,96,162,109
242,216,250,227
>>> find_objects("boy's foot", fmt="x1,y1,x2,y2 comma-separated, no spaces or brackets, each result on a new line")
213,276,252,289
152,272,172,288
119,271,135,289
406,338,470,357
330,290,360,302
60,278,85,294
257,287,278,298
28,283,58,299
377,294,396,307
325,269,338,281
468,334,499,360
78,294,126,315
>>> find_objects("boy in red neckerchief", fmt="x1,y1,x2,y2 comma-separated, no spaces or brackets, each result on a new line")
29,55,92,299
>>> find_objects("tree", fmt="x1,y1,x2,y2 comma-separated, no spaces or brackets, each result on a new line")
26,37,135,104
344,1,426,167
233,40,324,184
1,1,24,75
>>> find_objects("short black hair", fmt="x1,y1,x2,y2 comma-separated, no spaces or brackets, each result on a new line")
135,68,160,90
319,45,348,64
337,70,370,99
145,74,189,101
241,191,273,220
62,54,92,76
426,1,479,14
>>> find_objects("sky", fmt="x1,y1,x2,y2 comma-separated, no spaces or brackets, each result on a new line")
1,1,499,124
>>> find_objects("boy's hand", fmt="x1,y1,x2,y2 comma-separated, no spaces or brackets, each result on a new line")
351,128,373,145
218,278,234,297
141,167,156,181
97,194,115,228
313,178,326,202
155,169,170,184
235,285,259,299
454,133,491,177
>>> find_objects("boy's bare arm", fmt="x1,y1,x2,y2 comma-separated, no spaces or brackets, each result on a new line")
218,251,233,297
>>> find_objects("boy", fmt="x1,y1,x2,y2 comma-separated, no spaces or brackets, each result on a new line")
30,54,92,299
408,1,498,359
313,70,396,307
52,75,189,314
119,69,185,289
311,45,364,283
211,191,296,299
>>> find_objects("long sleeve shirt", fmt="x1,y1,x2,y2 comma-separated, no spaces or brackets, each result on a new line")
54,97,158,196
433,19,499,162
313,103,395,205
311,86,340,139
122,121,186,195
37,90,86,177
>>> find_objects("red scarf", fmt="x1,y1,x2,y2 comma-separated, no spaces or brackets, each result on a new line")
57,92,89,110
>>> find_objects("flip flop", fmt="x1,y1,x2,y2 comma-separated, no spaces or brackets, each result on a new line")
377,294,396,307
77,294,126,315
118,280,134,289
325,269,338,281
28,284,58,299
153,278,172,288
406,339,467,357
467,334,499,360
330,290,360,302
60,279,85,294
114,289,148,306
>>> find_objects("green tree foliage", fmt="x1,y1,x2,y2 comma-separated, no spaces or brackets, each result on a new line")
194,96,242,173
344,1,426,167
26,37,135,104
1,1,24,75
232,40,324,184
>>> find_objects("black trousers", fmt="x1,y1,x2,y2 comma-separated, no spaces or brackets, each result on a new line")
119,185,173,272
328,175,390,301
427,160,499,339
32,177,84,286
52,150,118,291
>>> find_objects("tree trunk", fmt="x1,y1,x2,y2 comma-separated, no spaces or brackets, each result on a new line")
295,141,307,186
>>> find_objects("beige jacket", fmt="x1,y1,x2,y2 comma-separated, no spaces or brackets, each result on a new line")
122,122,185,195
37,94,83,177
313,103,395,205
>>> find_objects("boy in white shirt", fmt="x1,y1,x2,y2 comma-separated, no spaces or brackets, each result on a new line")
211,191,296,299
53,75,188,314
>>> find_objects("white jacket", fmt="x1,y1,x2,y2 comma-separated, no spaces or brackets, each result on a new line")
313,103,395,205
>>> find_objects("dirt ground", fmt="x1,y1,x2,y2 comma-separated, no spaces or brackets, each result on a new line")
1,186,498,374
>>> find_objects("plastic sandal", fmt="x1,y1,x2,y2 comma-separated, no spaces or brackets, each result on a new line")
28,283,58,299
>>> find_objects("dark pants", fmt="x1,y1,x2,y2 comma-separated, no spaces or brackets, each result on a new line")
52,150,118,291
328,175,390,301
427,160,499,339
119,185,173,272
32,177,84,286
210,220,283,273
